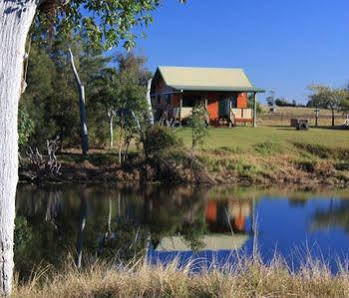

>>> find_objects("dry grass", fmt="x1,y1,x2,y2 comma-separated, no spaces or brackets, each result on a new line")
13,255,349,298
260,106,346,127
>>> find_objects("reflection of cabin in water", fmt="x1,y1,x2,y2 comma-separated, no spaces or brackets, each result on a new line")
150,66,264,126
156,199,253,252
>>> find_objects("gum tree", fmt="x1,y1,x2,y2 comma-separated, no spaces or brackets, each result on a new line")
308,85,348,127
0,0,185,295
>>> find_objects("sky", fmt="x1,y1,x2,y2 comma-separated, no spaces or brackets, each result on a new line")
130,0,349,104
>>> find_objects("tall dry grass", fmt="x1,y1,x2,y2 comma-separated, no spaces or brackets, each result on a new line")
13,253,349,298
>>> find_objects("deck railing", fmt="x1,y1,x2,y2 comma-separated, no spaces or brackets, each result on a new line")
231,108,253,123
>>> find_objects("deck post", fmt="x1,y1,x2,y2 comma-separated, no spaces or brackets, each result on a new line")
179,93,183,123
253,92,257,128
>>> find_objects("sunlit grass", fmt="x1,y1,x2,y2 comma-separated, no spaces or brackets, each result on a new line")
176,126,349,151
13,253,349,298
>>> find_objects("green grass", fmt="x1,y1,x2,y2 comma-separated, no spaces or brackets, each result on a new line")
176,127,349,151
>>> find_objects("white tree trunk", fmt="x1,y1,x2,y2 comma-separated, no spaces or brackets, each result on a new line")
68,49,89,155
108,111,114,149
0,1,38,295
75,192,87,269
146,79,154,126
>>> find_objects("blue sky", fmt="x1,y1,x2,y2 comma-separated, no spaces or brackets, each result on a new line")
131,0,349,104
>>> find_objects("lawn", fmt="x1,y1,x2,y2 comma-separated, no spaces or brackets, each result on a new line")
176,126,349,151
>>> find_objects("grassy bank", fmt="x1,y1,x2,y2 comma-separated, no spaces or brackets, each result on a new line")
177,126,349,150
14,257,349,297
176,127,349,187
20,126,349,187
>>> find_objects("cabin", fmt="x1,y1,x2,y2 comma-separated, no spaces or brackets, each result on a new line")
150,66,264,126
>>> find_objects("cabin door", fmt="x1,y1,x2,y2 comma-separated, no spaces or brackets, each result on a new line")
219,98,231,117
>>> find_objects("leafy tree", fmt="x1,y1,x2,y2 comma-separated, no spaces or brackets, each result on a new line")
93,68,120,148
114,62,148,163
308,85,349,126
22,35,113,150
18,106,35,149
188,104,209,150
93,52,151,151
0,0,186,294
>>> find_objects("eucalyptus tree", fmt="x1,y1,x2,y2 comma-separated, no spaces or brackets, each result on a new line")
0,0,185,294
308,85,348,126
114,62,148,163
93,67,119,148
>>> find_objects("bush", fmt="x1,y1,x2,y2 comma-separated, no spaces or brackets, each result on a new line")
143,125,183,156
188,105,209,149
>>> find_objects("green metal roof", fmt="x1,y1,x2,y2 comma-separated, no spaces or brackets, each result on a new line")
169,85,265,93
157,66,264,93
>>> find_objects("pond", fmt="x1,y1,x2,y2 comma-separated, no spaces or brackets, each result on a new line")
15,184,349,278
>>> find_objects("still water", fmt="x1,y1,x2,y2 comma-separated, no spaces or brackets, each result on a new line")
15,184,349,276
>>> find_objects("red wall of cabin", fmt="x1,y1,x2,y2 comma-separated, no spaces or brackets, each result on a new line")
237,92,248,109
172,94,180,107
207,93,219,121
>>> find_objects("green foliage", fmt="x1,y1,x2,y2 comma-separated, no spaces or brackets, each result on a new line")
35,0,186,51
248,93,263,114
22,35,113,149
308,85,349,126
143,125,183,156
14,216,33,254
18,105,34,148
188,104,209,149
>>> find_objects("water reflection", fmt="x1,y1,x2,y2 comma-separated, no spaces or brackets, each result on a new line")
15,185,349,278
311,200,349,234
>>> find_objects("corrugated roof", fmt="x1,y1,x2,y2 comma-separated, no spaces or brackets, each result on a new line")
155,234,249,252
157,66,264,92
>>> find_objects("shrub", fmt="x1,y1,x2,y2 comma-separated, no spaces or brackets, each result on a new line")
187,105,209,149
143,125,183,156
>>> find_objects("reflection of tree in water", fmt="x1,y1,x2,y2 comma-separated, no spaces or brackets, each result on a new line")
97,192,149,261
97,186,208,256
142,186,209,251
288,198,308,208
15,185,78,280
15,184,254,278
311,200,349,234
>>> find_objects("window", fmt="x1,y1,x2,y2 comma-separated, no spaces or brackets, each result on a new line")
183,96,199,107
165,94,171,105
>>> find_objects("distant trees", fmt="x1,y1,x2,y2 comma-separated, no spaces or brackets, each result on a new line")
266,91,275,107
308,85,349,126
266,91,299,107
274,98,297,107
